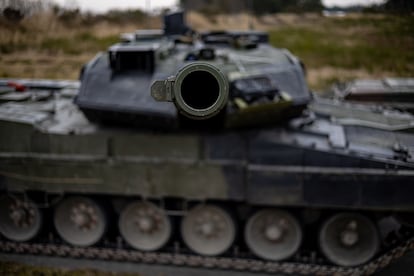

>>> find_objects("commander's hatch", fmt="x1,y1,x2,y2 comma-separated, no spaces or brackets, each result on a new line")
108,30,173,73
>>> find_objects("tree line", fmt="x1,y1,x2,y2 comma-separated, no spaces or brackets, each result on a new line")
1,0,412,24
180,0,414,14
180,0,323,14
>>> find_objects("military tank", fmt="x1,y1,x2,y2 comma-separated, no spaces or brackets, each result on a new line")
1,11,414,275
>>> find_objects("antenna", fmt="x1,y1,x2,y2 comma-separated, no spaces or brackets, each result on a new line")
248,0,254,30
146,0,151,12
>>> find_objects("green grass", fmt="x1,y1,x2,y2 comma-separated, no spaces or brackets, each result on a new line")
269,15,414,75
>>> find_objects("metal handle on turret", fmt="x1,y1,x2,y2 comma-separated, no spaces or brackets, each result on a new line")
151,62,229,120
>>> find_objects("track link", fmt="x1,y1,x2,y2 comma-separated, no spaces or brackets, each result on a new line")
1,234,413,275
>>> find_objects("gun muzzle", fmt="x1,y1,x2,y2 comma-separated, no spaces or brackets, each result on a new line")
151,62,229,120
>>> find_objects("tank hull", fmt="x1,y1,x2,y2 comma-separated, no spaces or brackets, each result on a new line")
1,79,414,272
1,102,413,211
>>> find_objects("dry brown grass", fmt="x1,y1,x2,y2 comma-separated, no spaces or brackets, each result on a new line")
0,11,161,79
1,52,91,79
0,11,412,91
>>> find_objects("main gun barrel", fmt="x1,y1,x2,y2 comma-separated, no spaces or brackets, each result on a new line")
151,62,229,120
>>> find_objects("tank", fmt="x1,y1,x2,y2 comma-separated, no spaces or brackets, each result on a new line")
0,12,414,275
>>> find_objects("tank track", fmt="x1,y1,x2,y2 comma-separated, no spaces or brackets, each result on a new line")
1,233,413,276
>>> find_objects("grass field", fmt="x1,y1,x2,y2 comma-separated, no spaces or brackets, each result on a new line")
268,14,414,89
0,261,138,276
0,12,413,90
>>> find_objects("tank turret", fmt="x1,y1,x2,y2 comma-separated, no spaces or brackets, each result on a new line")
75,12,311,129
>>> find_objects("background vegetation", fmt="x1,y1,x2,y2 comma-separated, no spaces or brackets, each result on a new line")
0,0,412,91
268,14,414,89
180,0,414,14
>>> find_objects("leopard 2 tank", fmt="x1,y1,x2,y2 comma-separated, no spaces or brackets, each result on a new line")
0,11,414,275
